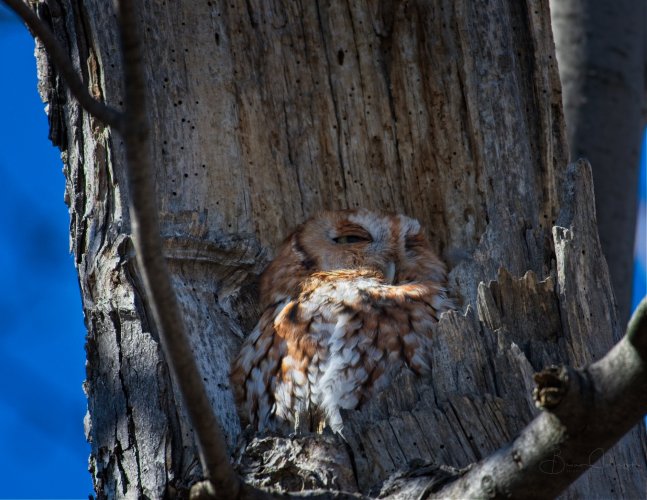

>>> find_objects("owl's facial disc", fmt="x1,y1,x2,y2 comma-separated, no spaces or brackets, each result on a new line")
321,213,400,281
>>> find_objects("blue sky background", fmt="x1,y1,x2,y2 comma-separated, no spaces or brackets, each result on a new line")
0,11,92,499
0,6,645,499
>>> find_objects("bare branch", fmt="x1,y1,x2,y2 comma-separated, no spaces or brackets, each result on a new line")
114,1,250,498
2,0,122,129
417,297,647,499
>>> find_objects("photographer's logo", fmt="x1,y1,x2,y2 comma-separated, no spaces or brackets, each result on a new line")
540,448,605,475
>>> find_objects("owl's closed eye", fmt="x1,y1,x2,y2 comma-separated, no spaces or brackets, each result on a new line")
230,209,454,435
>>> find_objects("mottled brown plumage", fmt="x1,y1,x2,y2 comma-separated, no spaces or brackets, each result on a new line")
230,209,454,434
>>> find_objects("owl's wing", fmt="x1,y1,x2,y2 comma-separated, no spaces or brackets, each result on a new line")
230,302,289,433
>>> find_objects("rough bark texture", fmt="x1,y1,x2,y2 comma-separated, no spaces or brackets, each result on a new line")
32,0,647,498
549,0,647,327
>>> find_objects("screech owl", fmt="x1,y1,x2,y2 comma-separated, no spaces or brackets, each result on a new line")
230,209,454,435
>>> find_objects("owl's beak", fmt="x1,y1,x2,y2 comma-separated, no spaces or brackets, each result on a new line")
384,261,396,284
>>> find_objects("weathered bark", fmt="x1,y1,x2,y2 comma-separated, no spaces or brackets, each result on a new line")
549,0,647,327
30,0,647,498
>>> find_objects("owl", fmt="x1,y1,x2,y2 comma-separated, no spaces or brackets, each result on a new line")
230,209,454,435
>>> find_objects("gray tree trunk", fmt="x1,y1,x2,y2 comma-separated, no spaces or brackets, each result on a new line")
550,0,647,327
32,0,646,498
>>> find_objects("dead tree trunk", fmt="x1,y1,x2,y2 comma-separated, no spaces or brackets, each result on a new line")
32,0,646,497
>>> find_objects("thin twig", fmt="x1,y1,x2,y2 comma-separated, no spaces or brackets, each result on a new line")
114,1,246,498
2,0,122,130
7,0,250,495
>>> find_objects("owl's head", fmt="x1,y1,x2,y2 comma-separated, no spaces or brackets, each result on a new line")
259,209,448,308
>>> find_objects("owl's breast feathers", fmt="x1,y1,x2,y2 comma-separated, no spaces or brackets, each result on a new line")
230,269,453,434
